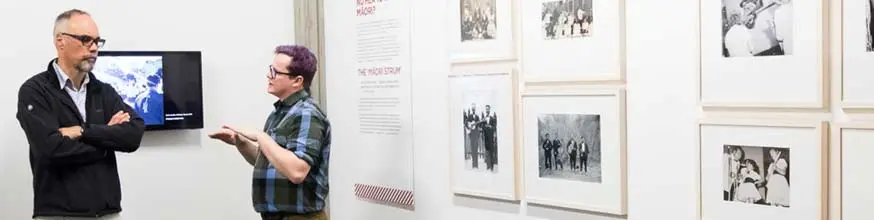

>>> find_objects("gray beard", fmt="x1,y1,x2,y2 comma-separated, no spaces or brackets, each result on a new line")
75,59,94,73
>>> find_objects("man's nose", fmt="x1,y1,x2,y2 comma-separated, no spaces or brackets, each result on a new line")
89,43,99,52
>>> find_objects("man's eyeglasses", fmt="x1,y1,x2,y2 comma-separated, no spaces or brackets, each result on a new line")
268,65,297,79
60,33,105,48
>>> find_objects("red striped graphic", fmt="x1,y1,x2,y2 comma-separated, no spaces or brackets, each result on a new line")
353,183,415,210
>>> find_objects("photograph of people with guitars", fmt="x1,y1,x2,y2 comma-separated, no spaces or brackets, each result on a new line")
463,102,499,173
721,0,793,57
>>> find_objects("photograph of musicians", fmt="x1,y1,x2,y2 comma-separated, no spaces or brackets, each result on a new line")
552,138,562,170
542,133,553,169
209,45,330,220
481,105,497,171
462,105,470,160
16,9,146,219
567,137,578,170
465,104,481,168
741,0,784,56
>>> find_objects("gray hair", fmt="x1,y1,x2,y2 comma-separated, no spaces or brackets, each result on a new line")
53,9,90,36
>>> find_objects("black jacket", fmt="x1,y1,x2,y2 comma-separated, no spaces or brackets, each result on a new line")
15,60,146,218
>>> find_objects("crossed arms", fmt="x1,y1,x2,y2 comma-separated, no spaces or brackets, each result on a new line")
16,84,145,167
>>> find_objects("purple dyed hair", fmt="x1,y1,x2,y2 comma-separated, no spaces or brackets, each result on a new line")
274,45,318,88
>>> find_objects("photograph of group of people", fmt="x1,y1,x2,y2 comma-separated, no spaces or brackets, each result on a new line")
723,145,790,207
462,102,499,172
537,114,602,183
541,0,594,39
721,0,793,57
460,0,498,41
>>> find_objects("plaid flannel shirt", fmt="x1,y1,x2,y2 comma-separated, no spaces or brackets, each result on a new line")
253,90,331,214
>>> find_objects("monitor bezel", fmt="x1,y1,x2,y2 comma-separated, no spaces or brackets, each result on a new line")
94,50,204,131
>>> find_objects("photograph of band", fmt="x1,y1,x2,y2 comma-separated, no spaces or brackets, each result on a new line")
541,0,593,39
462,102,499,173
460,0,498,41
537,114,602,183
723,144,790,208
722,0,793,57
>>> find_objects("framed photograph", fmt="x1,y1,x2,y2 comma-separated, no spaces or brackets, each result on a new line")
448,0,515,63
521,88,626,214
699,0,826,108
520,0,625,83
841,0,874,109
837,122,874,218
448,68,518,200
698,118,827,220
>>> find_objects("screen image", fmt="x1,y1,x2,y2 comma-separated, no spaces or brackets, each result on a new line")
92,56,165,126
91,51,204,131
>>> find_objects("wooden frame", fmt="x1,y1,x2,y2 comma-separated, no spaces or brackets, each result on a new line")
696,118,828,220
519,0,626,84
832,122,874,220
520,87,627,215
696,0,829,109
839,0,874,109
447,66,521,201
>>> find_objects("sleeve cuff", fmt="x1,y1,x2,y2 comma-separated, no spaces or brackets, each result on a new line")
294,151,314,166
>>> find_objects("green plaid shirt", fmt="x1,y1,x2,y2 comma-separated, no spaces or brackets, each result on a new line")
253,90,331,214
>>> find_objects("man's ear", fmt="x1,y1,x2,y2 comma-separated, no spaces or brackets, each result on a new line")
294,75,305,85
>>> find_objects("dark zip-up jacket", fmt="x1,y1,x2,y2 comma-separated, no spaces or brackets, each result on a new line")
15,59,145,218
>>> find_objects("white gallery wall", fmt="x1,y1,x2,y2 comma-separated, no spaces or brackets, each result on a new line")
325,0,852,220
0,1,295,219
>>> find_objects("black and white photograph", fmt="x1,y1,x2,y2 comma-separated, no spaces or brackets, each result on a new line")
865,0,874,52
460,0,498,42
541,0,593,40
721,0,794,57
723,144,790,208
537,114,602,183
462,101,499,173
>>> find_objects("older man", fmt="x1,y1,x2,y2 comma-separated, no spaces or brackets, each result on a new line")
209,45,331,220
16,9,146,220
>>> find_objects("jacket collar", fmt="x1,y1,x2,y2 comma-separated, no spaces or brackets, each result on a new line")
52,60,90,90
45,59,100,92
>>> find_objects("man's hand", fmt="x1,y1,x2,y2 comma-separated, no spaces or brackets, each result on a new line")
107,111,130,126
208,128,239,146
222,125,267,142
59,126,83,139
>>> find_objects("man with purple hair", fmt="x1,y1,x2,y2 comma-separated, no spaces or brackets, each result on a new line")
209,45,331,220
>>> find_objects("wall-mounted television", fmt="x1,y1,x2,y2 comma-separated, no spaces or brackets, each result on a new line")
91,51,204,131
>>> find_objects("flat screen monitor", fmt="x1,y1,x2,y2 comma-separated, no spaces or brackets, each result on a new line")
91,51,204,131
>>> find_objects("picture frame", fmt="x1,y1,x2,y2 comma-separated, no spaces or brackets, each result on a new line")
697,118,828,220
835,122,874,218
519,0,625,83
521,88,627,215
698,0,827,108
840,0,874,109
448,0,516,63
447,67,519,200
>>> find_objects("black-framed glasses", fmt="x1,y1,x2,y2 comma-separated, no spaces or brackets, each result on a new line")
268,65,297,79
60,33,105,48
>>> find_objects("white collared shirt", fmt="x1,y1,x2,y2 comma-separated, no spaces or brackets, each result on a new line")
53,61,90,122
